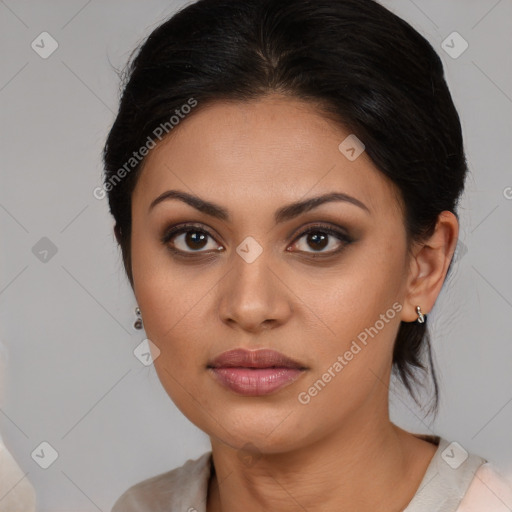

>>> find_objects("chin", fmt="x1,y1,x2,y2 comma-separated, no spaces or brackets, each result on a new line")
204,405,313,453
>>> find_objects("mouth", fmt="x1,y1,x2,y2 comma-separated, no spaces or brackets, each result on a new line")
206,348,308,396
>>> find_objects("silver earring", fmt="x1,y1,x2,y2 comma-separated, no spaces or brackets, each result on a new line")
134,306,143,330
416,305,425,323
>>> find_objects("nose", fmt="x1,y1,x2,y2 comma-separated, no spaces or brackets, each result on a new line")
217,247,293,333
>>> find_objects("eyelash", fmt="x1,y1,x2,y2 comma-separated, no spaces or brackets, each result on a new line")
161,222,353,259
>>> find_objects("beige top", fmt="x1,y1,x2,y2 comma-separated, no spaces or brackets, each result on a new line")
111,436,512,512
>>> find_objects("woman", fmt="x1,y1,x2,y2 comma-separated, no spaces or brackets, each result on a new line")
104,0,512,510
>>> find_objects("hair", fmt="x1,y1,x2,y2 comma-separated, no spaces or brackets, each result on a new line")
103,0,468,415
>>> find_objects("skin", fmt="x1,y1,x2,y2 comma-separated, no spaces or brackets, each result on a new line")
129,93,459,511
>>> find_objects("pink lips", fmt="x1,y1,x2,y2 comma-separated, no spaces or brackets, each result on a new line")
207,348,307,396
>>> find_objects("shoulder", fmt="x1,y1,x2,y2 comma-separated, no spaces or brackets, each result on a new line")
457,462,512,512
111,451,212,512
406,436,486,511
406,435,512,512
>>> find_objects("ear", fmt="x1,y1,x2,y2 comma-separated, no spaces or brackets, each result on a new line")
402,211,459,322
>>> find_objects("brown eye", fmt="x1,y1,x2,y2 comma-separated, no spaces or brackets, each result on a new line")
304,232,329,251
180,230,209,251
161,224,223,255
290,225,352,255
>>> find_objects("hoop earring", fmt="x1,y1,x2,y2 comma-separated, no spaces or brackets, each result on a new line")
416,305,425,324
134,306,143,330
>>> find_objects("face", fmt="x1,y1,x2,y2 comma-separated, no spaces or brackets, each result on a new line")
130,94,413,454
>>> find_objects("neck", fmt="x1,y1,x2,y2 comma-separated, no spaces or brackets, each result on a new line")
207,407,437,512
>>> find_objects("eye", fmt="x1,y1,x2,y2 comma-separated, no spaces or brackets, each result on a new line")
161,222,353,258
161,223,223,255
289,224,352,255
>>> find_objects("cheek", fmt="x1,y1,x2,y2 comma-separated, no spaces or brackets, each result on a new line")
292,240,405,397
131,226,188,333
294,297,401,424
297,242,403,345
130,231,195,371
134,278,213,420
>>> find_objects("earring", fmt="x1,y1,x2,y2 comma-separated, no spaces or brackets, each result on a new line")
134,306,143,330
416,305,425,324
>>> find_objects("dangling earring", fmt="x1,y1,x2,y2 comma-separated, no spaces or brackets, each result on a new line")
416,305,425,324
134,306,143,330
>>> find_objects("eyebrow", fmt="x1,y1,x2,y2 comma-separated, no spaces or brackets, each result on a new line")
149,189,371,222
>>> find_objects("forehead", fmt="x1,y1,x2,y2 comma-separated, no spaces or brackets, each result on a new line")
133,95,402,220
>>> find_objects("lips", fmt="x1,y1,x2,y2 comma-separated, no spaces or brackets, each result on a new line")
208,348,305,369
207,348,307,396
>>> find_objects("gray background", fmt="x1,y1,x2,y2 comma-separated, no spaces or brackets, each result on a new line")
0,1,511,510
